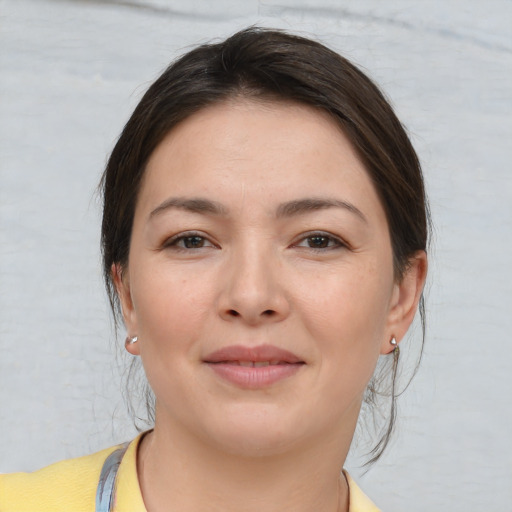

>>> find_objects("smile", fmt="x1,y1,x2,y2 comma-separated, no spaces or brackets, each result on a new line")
203,345,305,388
223,360,291,367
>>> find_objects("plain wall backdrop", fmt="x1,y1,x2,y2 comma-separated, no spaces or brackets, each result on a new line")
1,1,511,510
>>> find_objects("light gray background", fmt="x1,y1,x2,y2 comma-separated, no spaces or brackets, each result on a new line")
1,1,511,510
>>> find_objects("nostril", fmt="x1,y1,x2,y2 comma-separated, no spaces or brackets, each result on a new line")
223,308,281,321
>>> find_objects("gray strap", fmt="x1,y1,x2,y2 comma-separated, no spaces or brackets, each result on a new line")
95,443,130,512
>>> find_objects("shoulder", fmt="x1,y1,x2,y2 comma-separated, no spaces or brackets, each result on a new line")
0,444,122,512
345,471,382,512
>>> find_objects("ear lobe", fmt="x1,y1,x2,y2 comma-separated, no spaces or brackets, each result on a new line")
381,251,428,355
112,263,140,355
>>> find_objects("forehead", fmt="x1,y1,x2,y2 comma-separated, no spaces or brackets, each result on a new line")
138,99,384,221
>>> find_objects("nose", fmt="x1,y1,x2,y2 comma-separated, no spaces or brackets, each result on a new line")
218,244,290,325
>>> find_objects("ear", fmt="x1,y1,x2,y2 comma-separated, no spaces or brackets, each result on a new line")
112,263,140,356
381,251,428,355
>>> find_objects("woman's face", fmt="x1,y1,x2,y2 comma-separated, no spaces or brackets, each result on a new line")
117,99,420,456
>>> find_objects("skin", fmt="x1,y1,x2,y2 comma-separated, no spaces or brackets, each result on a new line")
115,99,427,512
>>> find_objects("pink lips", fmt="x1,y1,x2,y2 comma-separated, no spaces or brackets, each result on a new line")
203,344,304,388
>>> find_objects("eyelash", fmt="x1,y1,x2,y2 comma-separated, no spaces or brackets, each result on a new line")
162,231,347,252
163,231,215,251
293,231,347,251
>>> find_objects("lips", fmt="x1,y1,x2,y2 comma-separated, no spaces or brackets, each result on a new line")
203,344,304,388
204,344,303,364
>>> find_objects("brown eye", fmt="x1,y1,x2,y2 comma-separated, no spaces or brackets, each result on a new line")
294,232,345,251
165,232,215,250
181,236,206,249
307,236,331,248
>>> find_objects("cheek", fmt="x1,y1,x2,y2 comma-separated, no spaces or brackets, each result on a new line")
295,260,392,372
129,264,218,405
131,262,216,351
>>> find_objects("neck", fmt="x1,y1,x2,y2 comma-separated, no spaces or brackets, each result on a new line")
137,417,354,512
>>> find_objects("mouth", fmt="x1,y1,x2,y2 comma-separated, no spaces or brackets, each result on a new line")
219,360,297,367
203,345,305,388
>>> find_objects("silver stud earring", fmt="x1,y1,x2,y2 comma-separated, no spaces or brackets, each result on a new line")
125,335,138,345
390,336,399,359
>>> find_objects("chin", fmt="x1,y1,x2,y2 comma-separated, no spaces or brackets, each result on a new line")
197,404,312,458
211,428,301,458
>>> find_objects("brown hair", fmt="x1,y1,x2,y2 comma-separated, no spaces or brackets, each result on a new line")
101,26,430,465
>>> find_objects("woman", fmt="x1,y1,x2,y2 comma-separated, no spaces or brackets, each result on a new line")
0,27,428,511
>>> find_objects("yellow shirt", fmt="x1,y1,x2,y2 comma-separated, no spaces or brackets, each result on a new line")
0,435,380,512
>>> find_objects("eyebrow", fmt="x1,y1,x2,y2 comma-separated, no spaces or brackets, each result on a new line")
149,197,228,219
276,198,367,223
149,196,367,223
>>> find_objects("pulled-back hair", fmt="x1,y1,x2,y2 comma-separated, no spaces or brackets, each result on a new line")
101,27,430,465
